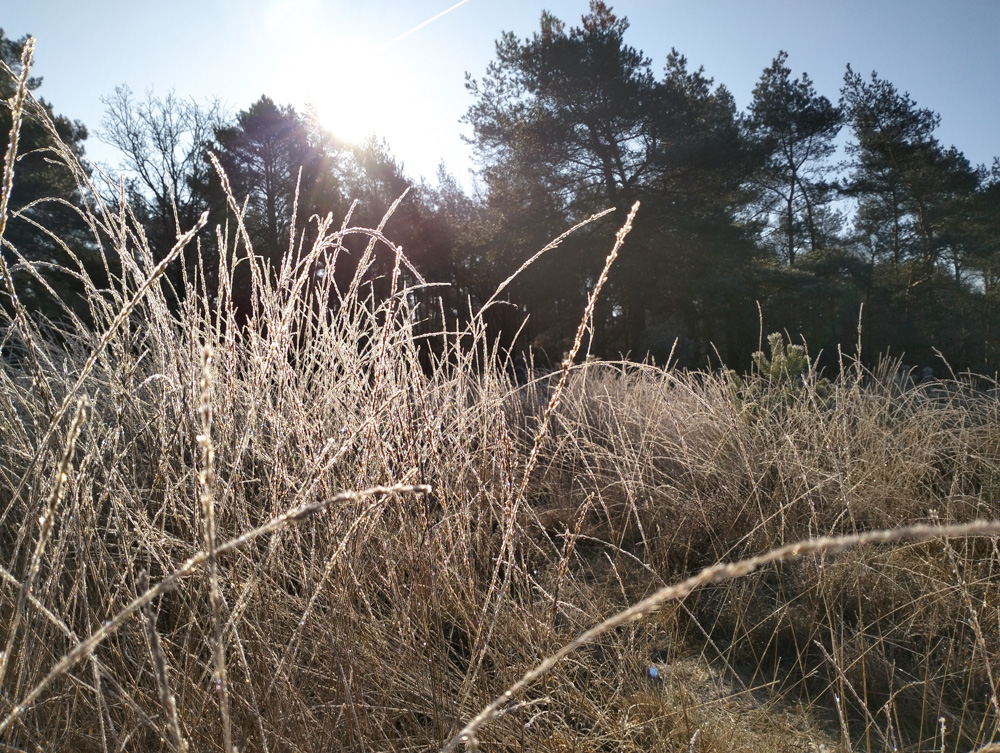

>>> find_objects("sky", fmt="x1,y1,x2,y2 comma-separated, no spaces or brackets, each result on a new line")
5,0,1000,190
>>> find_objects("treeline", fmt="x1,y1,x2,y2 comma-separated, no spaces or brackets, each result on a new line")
3,3,999,373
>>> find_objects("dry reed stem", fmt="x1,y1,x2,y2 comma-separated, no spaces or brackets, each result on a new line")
0,398,86,691
0,483,431,737
138,571,188,753
0,36,58,420
459,201,639,712
519,201,640,505
473,207,614,323
937,529,1000,722
0,210,208,528
442,518,1000,752
197,344,232,753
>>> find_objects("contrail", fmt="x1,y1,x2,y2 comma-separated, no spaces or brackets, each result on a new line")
378,0,474,51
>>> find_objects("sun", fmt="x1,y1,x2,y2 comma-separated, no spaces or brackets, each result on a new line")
257,0,401,145
252,0,473,171
307,53,400,146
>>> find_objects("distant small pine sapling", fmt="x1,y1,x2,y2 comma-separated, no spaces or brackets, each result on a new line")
754,332,809,386
741,332,832,408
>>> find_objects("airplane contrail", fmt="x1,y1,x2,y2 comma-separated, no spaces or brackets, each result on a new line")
378,0,474,51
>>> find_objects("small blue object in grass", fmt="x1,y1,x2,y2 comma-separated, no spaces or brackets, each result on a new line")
647,666,659,680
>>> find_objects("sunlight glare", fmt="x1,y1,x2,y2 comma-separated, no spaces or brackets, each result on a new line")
261,0,408,146
311,52,399,145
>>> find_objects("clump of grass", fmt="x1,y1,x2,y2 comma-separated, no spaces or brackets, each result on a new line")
2,42,1000,753
504,355,1000,751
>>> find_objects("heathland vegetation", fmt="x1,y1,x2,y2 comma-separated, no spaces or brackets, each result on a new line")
2,5,1000,752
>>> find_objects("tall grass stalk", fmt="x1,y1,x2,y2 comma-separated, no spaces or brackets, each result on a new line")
443,519,1000,752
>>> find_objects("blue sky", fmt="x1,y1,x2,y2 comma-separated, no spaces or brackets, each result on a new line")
6,0,999,188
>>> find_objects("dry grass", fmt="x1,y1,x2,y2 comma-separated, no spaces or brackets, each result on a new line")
3,44,1000,753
